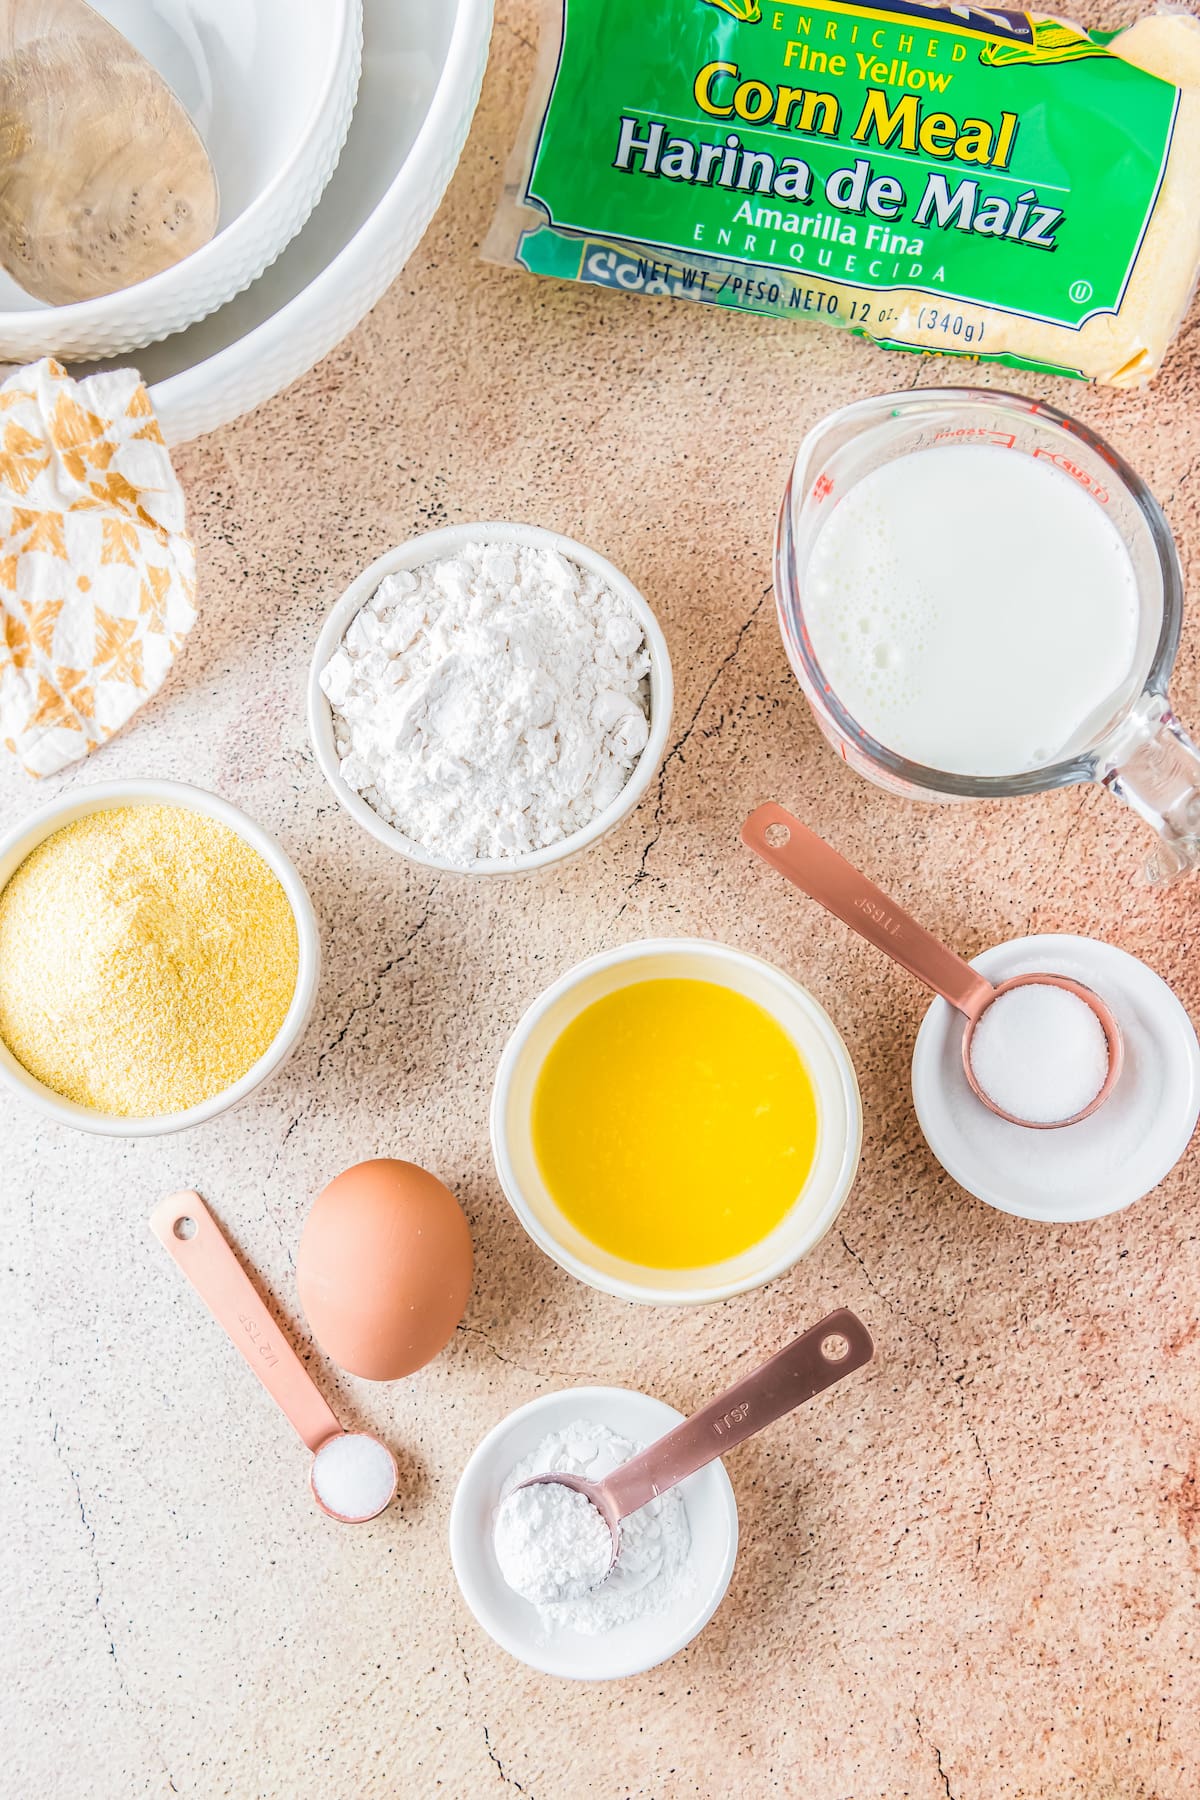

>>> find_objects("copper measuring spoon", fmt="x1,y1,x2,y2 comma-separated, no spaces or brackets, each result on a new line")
512,1309,873,1583
150,1191,398,1525
742,802,1123,1129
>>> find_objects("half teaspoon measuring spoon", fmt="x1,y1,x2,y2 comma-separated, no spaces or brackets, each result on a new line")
742,801,1123,1129
150,1191,398,1524
507,1308,872,1587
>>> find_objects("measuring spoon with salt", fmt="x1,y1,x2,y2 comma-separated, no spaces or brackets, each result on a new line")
742,802,1123,1129
502,1309,873,1593
150,1191,397,1525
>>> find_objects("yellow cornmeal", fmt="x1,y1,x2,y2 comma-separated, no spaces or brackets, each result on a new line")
0,805,299,1117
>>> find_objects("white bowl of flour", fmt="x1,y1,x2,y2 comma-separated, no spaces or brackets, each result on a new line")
449,1385,738,1679
308,523,673,873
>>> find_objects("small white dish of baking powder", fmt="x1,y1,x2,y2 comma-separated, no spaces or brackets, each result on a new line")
308,523,673,876
449,1387,738,1680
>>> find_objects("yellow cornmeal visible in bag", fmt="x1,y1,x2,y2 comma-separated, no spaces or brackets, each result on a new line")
488,3,1200,386
0,805,298,1116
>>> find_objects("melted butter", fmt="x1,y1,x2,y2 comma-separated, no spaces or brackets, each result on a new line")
531,977,819,1269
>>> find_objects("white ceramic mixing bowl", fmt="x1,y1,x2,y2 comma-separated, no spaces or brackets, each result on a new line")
73,0,493,441
491,939,863,1304
0,780,320,1137
308,523,673,876
0,0,363,362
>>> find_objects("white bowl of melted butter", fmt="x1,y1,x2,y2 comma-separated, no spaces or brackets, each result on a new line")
491,938,863,1305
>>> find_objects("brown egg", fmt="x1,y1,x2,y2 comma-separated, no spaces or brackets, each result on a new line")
297,1158,472,1380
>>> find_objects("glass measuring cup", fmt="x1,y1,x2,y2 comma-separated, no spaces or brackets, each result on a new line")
775,388,1200,882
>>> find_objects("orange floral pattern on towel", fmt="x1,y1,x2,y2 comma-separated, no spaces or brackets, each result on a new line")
0,358,195,777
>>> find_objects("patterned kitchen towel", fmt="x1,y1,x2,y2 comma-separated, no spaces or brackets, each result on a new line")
0,356,196,777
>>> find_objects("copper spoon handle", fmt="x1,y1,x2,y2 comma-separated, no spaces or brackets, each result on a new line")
742,802,993,1021
149,1191,343,1455
602,1310,873,1520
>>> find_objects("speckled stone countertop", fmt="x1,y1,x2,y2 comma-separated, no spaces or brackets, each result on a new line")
6,4,1200,1796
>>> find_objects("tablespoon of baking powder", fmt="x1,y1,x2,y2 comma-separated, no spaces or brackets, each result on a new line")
150,1191,397,1524
494,1309,873,1600
742,802,1123,1130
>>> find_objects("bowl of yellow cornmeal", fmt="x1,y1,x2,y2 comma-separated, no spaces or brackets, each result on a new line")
0,780,319,1136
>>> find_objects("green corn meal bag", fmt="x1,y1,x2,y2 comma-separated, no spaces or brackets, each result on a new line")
485,2,1200,385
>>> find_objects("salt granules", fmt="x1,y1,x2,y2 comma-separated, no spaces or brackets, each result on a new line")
969,983,1110,1125
310,1433,397,1522
0,805,298,1116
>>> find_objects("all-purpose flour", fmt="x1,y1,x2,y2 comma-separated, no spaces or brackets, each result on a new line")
493,1419,692,1635
320,540,652,865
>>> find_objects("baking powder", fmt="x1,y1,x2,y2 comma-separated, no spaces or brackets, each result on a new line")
493,1420,691,1635
493,1478,613,1605
320,539,652,865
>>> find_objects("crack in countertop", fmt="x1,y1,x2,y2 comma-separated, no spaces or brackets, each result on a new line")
48,1411,181,1796
455,1322,590,1386
455,1628,537,1798
840,1229,994,1556
609,586,768,931
913,1709,957,1800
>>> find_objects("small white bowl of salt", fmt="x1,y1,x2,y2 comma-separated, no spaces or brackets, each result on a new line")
912,933,1200,1221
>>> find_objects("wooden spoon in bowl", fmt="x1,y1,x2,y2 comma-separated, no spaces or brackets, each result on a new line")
0,0,218,305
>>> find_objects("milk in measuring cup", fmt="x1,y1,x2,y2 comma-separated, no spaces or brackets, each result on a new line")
804,445,1141,778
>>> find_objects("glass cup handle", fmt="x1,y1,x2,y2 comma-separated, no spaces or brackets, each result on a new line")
1101,694,1200,884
